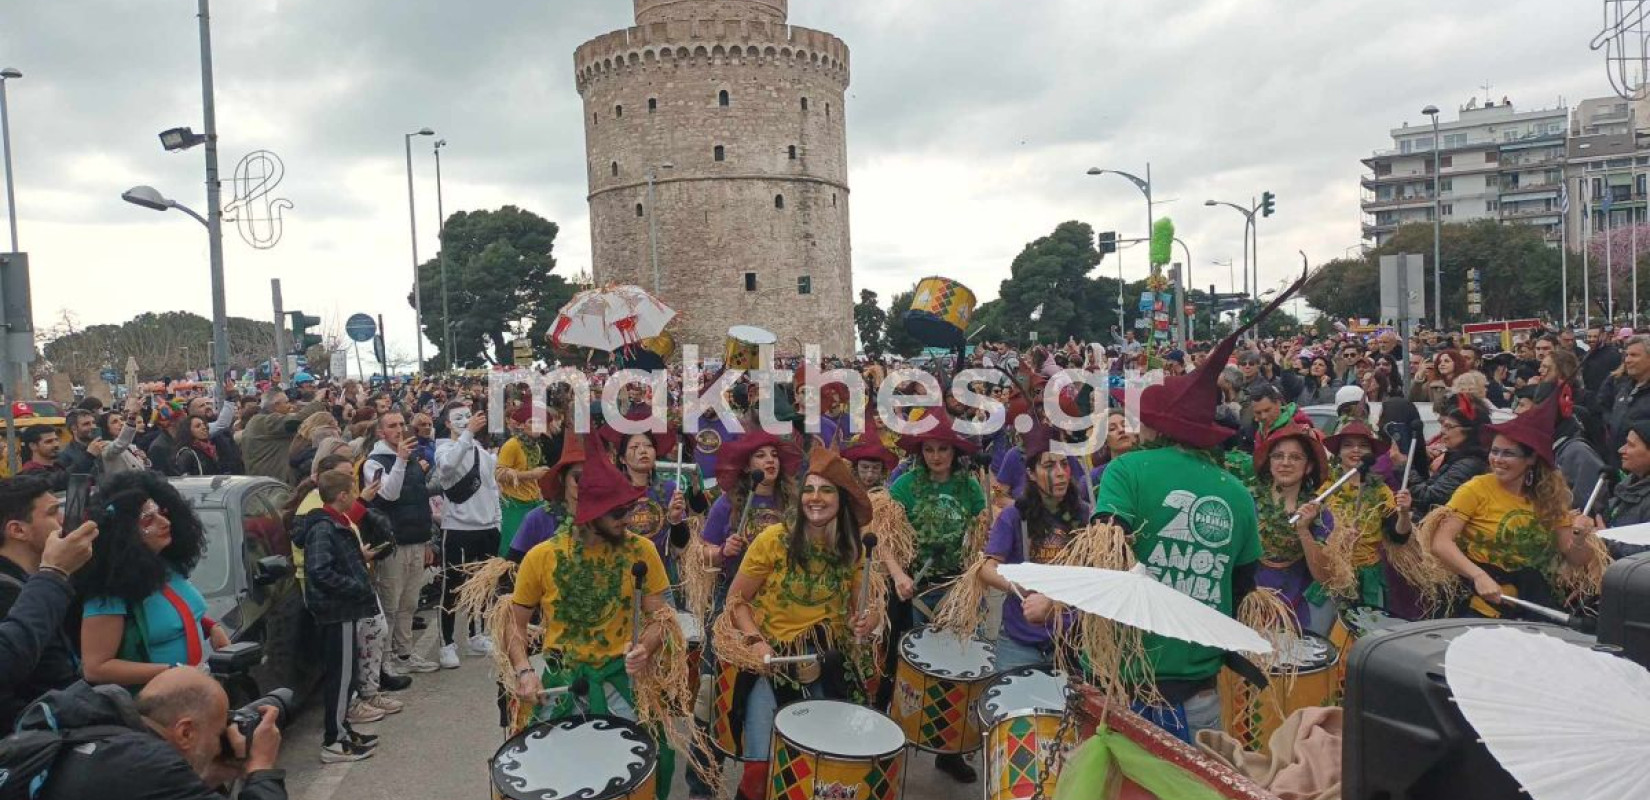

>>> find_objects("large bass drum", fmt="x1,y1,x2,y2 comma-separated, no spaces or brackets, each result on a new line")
768,700,908,800
490,715,657,800
976,667,1075,800
887,627,996,754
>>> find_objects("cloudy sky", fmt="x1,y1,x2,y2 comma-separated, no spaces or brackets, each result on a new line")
0,0,1613,360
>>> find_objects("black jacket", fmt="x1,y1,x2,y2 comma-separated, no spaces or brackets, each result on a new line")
54,441,97,476
1582,343,1623,397
145,430,181,478
1606,473,1650,559
293,509,378,625
0,561,80,734
1408,449,1488,514
172,444,222,477
210,427,245,475
27,681,288,800
1607,377,1650,467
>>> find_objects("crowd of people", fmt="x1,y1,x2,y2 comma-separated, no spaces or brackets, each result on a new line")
2,303,1647,798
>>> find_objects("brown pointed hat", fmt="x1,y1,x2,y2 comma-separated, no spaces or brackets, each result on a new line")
805,446,874,526
1138,268,1310,449
540,432,587,502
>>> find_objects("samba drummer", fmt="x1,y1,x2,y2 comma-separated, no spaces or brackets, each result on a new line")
702,430,802,571
503,434,677,795
601,414,700,590
714,448,879,800
842,419,899,491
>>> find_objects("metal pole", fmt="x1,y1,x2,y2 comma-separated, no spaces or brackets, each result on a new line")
198,0,229,403
1174,239,1191,345
405,133,425,372
1584,178,1593,329
1608,203,1616,324
271,278,286,366
1562,196,1570,325
1635,163,1641,328
434,140,451,368
1431,114,1443,329
647,169,661,294
0,72,18,252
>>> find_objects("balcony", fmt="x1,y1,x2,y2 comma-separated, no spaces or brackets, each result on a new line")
1362,192,1437,210
1499,181,1561,196
1500,207,1562,221
1361,169,1433,188
1362,221,1397,240
1499,152,1565,168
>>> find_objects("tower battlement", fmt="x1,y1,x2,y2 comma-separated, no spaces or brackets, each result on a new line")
574,22,848,93
634,0,786,25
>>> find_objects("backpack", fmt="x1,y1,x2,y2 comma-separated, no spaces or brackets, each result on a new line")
0,685,136,800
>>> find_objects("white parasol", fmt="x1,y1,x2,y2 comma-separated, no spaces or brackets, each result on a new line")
1445,626,1650,800
549,285,676,353
1596,520,1650,548
997,563,1272,654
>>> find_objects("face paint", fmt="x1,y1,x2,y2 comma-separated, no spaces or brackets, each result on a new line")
448,409,472,433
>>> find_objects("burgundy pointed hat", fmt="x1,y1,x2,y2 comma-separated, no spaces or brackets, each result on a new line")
1138,267,1311,449
841,415,899,472
714,428,804,492
1485,389,1560,468
574,433,648,525
895,404,980,455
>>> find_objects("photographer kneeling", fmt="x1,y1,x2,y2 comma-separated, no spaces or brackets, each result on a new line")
28,666,286,799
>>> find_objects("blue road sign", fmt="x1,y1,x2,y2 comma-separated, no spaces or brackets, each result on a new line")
345,313,377,343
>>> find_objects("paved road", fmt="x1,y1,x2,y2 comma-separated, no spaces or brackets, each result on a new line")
280,617,968,800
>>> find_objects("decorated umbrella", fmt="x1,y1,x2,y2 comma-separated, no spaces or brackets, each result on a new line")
549,284,675,353
1445,626,1650,800
997,563,1271,654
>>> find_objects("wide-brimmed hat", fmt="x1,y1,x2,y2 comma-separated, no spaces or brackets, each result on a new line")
804,447,873,526
573,433,647,525
714,428,803,492
541,432,587,503
1254,423,1329,482
896,404,979,455
841,416,899,472
1485,390,1560,468
1324,419,1391,457
794,363,851,411
1138,268,1308,448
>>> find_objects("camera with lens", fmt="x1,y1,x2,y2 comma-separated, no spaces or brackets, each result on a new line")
228,688,293,752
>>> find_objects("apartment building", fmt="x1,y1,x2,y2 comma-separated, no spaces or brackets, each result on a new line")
1563,94,1650,245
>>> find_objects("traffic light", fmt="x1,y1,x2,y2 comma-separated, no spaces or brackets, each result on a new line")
287,311,322,354
1261,191,1277,218
1097,230,1118,256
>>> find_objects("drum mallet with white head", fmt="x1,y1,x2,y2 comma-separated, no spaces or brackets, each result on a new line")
763,654,820,666
630,562,648,648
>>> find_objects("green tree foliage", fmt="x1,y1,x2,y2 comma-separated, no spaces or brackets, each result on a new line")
884,290,924,357
415,206,561,369
853,288,888,356
39,312,278,382
1301,220,1560,326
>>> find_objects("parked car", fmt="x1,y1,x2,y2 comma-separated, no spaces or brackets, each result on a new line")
170,475,318,704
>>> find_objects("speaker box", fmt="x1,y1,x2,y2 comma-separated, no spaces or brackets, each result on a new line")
1598,551,1650,670
1342,618,1599,800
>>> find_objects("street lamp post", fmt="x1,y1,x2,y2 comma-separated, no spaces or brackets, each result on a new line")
645,164,674,295
0,67,20,252
1206,198,1259,312
197,0,230,402
404,127,435,372
433,138,452,368
1423,104,1443,329
1087,164,1154,326
1173,237,1192,344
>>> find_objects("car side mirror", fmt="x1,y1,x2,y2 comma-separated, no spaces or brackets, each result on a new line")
253,555,292,587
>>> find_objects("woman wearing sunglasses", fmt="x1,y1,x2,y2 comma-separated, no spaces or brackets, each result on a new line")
78,471,227,688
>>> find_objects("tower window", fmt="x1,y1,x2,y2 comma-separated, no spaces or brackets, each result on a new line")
788,145,797,160
826,103,831,120
801,97,809,112
648,97,658,113
832,193,838,207
797,276,812,295
615,104,623,117
636,203,644,217
714,145,726,162
611,161,619,177
718,90,730,107
744,272,757,292
774,194,785,209
593,112,599,126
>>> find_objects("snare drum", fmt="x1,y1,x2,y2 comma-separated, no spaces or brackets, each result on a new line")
726,325,777,371
709,660,750,761
888,628,996,753
768,700,908,800
1217,632,1341,753
1328,604,1403,698
490,715,657,800
977,667,1074,800
902,277,977,348
678,612,704,695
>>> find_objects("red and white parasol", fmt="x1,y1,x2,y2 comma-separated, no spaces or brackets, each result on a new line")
550,284,676,353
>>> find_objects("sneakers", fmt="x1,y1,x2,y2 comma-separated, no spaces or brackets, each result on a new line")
368,694,405,714
380,671,412,692
348,731,380,749
438,644,462,670
935,753,978,784
468,634,495,656
346,701,386,725
399,654,440,674
321,740,374,764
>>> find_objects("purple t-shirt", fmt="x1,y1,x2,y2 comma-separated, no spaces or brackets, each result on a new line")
986,503,1078,646
994,449,1093,519
701,492,784,573
624,478,679,563
690,414,738,486
509,505,565,558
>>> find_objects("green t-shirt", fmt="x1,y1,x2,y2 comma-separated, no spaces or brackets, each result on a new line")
1092,446,1262,681
887,468,987,578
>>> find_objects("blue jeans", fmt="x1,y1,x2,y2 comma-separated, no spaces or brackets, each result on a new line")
994,636,1055,672
1131,688,1221,744
910,583,950,627
743,676,822,760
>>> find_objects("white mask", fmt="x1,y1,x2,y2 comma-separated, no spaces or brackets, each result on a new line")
447,409,471,433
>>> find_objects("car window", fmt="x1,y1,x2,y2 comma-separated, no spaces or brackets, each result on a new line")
242,484,293,562
191,509,232,596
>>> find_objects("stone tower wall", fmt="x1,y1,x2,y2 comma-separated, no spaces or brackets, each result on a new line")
576,5,855,358
634,0,786,25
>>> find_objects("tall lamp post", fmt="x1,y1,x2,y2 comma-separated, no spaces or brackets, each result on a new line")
1173,237,1193,344
1087,165,1154,323
404,127,435,372
0,67,20,252
433,138,452,368
1205,199,1259,299
644,163,674,295
1423,104,1443,329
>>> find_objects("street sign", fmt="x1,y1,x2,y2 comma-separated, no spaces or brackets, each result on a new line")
1379,254,1426,324
330,350,349,379
345,313,377,343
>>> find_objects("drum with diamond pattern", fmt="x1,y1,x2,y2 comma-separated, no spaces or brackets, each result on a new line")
887,628,996,754
767,700,908,800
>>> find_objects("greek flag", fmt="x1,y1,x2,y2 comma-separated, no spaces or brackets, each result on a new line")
1560,181,1570,214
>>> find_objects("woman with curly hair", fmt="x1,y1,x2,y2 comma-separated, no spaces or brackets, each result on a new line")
1422,394,1605,617
79,471,227,687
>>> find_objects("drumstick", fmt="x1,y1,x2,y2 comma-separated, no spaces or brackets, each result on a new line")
674,442,684,489
763,653,820,666
912,556,935,587
1288,467,1362,525
1581,477,1607,519
630,562,648,648
1398,437,1418,492
1497,595,1572,625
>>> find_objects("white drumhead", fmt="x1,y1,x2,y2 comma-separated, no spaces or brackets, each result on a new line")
1343,605,1400,632
493,717,653,800
981,667,1069,723
773,700,906,758
728,325,777,345
901,628,995,679
1277,633,1336,670
677,611,703,644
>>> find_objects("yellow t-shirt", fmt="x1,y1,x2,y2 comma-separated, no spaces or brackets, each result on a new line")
737,523,861,645
1445,474,1558,573
1326,475,1396,568
512,529,669,667
497,437,546,505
